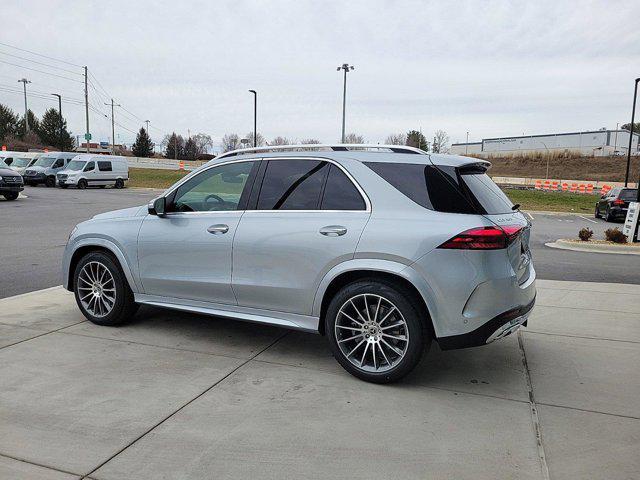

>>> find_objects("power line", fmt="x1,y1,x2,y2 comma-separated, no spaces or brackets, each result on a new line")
87,70,111,99
0,59,84,83
0,41,82,67
0,83,84,103
0,86,84,105
0,50,83,76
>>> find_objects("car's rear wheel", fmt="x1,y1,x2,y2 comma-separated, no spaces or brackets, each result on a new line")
325,280,429,383
594,205,601,218
3,192,19,200
45,176,56,188
73,251,138,326
115,178,124,189
605,206,614,222
77,179,88,190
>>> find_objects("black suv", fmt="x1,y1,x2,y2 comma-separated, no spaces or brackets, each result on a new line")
0,163,24,201
595,187,638,222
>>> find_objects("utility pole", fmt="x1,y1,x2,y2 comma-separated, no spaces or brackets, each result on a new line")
18,78,31,133
105,99,120,154
337,64,354,143
614,123,619,155
51,94,62,151
466,131,469,154
84,66,90,153
248,90,257,147
145,119,150,133
624,78,639,188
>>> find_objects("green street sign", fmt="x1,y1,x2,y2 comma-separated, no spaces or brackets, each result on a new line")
84,133,92,140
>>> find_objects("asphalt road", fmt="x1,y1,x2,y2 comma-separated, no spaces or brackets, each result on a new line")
1,186,638,299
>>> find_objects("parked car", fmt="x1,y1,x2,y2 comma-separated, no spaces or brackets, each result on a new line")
62,145,536,383
23,152,78,187
57,155,128,189
595,187,638,222
0,162,24,200
7,152,41,175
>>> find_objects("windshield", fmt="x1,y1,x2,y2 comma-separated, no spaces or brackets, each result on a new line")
65,160,86,171
33,156,56,168
12,157,32,167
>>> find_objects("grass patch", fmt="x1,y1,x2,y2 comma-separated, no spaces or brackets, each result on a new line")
128,168,189,189
503,188,598,213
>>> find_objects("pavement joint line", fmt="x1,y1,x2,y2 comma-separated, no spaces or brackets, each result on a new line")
535,402,640,421
535,302,640,314
0,451,82,478
536,286,640,296
0,284,63,301
57,328,280,362
0,320,54,332
517,330,551,480
79,330,290,480
0,320,86,352
525,329,640,345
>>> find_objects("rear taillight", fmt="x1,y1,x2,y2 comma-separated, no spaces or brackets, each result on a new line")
438,225,523,250
613,199,625,206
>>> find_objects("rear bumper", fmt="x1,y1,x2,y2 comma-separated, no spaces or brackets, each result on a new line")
437,297,535,350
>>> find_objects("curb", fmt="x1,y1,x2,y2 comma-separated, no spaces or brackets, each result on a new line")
545,239,640,256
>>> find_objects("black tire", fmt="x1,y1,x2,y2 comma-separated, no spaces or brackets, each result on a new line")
3,192,19,201
45,176,56,188
73,251,139,326
605,206,614,222
594,205,601,218
115,178,124,189
77,179,88,190
325,280,430,383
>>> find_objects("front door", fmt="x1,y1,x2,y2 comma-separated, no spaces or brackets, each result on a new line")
138,160,258,304
232,158,371,315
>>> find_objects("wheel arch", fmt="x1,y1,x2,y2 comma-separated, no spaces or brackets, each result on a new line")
314,260,437,338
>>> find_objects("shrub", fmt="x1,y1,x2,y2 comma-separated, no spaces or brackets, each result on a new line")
578,228,593,241
605,228,627,244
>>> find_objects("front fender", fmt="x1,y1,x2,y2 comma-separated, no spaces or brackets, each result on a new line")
311,259,442,335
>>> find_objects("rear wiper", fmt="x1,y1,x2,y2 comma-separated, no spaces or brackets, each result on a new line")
512,204,521,211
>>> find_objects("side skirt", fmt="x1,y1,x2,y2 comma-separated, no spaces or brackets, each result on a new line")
134,293,320,333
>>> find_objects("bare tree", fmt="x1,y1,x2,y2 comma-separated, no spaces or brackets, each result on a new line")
432,130,450,153
385,133,406,145
344,133,365,144
300,138,321,144
193,133,213,155
221,133,241,152
269,136,292,146
245,132,266,147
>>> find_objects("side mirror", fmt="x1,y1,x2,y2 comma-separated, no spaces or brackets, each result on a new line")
148,197,166,216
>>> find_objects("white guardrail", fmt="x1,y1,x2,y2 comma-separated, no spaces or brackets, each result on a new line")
126,157,206,171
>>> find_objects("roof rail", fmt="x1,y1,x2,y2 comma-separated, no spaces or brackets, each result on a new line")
216,144,428,159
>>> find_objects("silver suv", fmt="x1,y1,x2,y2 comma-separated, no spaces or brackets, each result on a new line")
63,145,536,383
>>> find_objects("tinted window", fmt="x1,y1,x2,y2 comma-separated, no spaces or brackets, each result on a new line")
98,161,112,172
257,160,328,210
172,161,254,212
460,173,514,214
321,165,366,210
83,161,95,172
619,189,638,201
53,158,64,168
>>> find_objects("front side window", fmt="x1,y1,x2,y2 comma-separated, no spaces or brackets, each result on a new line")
98,161,112,172
83,161,95,172
171,161,254,212
53,158,64,168
257,159,328,210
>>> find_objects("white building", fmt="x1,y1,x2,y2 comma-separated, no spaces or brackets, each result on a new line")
451,129,640,158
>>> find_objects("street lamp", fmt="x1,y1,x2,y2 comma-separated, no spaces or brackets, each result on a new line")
337,63,354,143
51,94,63,151
248,90,257,147
624,79,640,195
18,78,31,133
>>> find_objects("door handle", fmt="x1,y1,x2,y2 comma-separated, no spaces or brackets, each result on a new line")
319,225,347,237
207,224,229,235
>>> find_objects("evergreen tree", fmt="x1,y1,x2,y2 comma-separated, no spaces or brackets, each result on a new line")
183,136,197,160
0,104,19,142
16,110,40,139
39,108,74,151
132,127,155,157
163,132,184,159
406,130,429,151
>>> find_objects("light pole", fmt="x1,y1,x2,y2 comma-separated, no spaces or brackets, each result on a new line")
18,78,31,133
51,94,63,151
145,120,150,133
337,63,354,143
248,90,257,147
624,78,639,188
465,131,469,154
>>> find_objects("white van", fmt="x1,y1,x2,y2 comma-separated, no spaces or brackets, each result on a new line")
56,155,129,189
23,152,78,187
2,152,41,175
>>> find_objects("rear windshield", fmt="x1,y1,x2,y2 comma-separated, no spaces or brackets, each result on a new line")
364,162,514,215
619,189,638,201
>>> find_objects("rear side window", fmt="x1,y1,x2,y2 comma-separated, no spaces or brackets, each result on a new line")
321,165,366,210
98,161,112,172
365,162,514,215
257,160,329,210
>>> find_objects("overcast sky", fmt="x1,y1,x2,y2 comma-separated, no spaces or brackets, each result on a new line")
2,0,639,151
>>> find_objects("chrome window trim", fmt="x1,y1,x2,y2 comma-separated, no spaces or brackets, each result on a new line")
160,156,371,214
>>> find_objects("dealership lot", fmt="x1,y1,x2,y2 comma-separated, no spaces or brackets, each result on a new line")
0,280,639,479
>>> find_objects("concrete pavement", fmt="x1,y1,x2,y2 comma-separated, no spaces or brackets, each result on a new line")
0,280,638,479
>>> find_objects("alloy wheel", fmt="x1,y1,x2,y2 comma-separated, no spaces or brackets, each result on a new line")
77,261,116,318
334,293,409,373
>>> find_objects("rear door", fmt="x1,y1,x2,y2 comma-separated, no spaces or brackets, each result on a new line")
232,158,370,315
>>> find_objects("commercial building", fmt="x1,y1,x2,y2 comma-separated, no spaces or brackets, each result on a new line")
451,129,640,158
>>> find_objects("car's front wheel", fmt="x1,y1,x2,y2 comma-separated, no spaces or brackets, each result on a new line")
325,280,429,383
73,251,138,326
45,176,56,188
3,192,19,201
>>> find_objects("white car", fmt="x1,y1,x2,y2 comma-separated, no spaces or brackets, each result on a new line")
57,155,129,189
